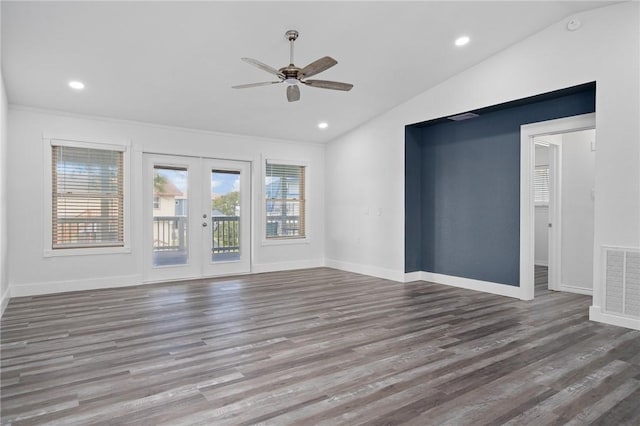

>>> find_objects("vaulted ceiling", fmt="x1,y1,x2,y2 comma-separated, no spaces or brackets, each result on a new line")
1,1,613,143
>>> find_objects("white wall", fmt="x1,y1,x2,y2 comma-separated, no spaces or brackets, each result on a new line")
325,0,640,308
0,2,10,314
535,144,549,166
534,144,550,266
0,75,8,312
7,107,325,296
561,129,595,292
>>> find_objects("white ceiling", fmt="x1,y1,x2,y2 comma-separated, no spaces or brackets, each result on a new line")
1,1,614,143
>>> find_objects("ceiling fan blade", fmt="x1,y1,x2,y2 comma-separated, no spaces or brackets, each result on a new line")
301,79,353,91
241,57,285,79
299,56,337,79
232,81,282,89
287,85,300,102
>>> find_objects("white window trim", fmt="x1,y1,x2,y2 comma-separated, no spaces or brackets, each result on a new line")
43,135,132,257
261,156,310,246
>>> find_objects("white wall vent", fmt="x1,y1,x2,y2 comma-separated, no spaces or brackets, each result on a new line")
604,247,640,318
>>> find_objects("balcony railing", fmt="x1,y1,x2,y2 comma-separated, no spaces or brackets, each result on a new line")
153,216,187,251
152,215,239,254
54,217,121,246
211,216,239,254
266,216,301,237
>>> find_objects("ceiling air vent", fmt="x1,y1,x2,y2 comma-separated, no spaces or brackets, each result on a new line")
447,112,479,121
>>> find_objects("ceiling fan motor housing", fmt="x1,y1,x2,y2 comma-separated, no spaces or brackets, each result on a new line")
280,65,303,80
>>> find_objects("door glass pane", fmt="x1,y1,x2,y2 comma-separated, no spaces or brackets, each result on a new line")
152,167,188,267
210,170,240,262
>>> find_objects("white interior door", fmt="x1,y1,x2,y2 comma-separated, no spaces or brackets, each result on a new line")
144,154,251,282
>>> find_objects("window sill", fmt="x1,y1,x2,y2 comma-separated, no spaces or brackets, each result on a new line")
261,238,310,247
44,246,131,258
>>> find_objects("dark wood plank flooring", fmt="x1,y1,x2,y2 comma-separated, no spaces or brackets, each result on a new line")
1,267,639,425
535,265,550,297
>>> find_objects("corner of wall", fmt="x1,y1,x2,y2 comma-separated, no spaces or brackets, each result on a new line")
0,57,9,316
325,259,406,283
0,286,9,317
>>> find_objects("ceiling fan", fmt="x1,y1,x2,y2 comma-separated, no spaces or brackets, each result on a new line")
232,30,353,102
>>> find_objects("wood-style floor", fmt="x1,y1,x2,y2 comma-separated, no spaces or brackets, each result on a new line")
1,267,640,425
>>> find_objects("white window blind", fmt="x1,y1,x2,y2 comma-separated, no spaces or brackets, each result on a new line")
265,162,306,239
52,145,124,249
534,166,550,204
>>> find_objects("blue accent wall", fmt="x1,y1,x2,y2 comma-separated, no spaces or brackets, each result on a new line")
405,84,596,286
405,126,423,273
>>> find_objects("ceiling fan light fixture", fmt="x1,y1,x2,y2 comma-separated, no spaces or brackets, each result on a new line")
285,78,298,85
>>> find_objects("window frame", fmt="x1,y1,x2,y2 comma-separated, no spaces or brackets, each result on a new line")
262,158,310,246
43,135,131,257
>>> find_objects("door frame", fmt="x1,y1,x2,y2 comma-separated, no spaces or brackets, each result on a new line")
519,113,595,300
143,153,252,283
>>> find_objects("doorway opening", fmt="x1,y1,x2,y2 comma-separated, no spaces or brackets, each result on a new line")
520,113,596,300
144,154,251,283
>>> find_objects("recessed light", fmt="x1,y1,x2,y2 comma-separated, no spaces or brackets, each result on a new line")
455,36,470,47
68,81,85,90
318,122,328,129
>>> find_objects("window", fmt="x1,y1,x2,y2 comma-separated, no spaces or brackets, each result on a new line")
175,199,186,216
52,143,124,249
534,166,550,204
265,162,306,239
153,196,160,209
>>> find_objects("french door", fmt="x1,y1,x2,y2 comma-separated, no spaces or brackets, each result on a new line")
143,154,251,282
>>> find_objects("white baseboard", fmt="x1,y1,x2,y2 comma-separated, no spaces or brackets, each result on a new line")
9,274,144,297
559,284,592,296
6,260,326,299
252,258,325,274
0,286,10,317
404,271,423,282
590,306,640,331
325,259,405,282
409,271,524,299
